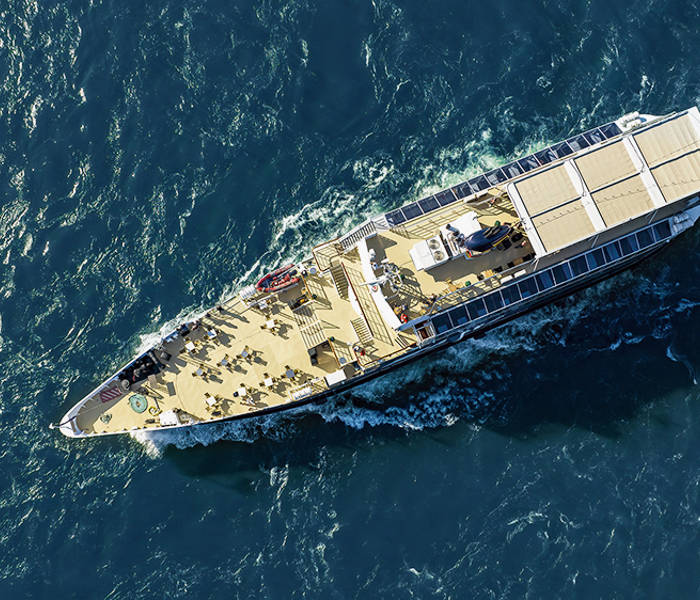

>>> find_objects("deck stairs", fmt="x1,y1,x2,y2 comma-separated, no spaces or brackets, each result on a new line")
351,317,373,345
338,216,389,252
329,261,349,299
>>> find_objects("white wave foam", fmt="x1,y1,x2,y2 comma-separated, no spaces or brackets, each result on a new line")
134,303,212,357
665,345,697,385
131,407,308,453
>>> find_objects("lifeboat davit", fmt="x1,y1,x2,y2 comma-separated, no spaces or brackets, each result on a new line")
256,264,301,294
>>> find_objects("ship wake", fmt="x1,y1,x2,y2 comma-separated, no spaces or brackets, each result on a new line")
131,254,696,455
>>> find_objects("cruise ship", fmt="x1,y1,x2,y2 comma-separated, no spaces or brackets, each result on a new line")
55,107,700,438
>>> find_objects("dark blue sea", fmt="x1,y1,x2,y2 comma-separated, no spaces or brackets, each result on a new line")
1,0,699,597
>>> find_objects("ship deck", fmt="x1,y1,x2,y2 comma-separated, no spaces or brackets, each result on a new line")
73,193,526,435
363,194,533,322
77,278,412,435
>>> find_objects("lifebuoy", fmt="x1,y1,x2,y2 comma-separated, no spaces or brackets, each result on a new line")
148,406,161,416
400,313,408,323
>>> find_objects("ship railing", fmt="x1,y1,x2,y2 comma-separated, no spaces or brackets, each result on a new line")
395,259,536,337
287,377,327,402
360,342,417,371
312,215,393,271
341,262,377,340
338,215,391,251
312,238,343,272
428,259,535,314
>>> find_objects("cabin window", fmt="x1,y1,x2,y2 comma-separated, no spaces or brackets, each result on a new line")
567,135,590,152
402,203,422,220
435,190,457,206
586,249,606,270
551,263,572,284
466,299,487,320
518,277,538,299
431,313,453,334
652,221,671,240
418,196,439,213
619,235,639,256
484,292,505,312
603,241,621,262
501,285,521,306
535,270,555,290
448,306,470,326
385,210,406,226
569,256,588,276
636,228,654,248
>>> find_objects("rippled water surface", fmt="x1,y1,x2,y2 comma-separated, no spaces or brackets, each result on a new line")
1,0,699,597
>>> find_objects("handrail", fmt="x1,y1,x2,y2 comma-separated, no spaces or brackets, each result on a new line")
428,258,535,314
312,214,394,271
361,341,417,370
338,220,376,249
340,262,375,339
287,377,327,401
393,257,536,334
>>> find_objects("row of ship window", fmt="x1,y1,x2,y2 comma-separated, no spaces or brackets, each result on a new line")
429,219,672,335
385,122,623,226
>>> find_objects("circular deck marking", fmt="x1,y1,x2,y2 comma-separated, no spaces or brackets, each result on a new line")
129,394,148,413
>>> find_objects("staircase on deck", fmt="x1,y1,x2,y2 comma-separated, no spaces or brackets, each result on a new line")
329,260,350,299
351,317,373,345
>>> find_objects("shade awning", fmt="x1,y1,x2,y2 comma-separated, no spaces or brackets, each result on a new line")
507,108,700,256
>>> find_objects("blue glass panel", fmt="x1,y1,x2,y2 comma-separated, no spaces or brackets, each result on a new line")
636,228,654,248
448,306,469,326
484,292,504,312
600,122,622,138
501,285,521,306
518,277,538,299
435,190,457,206
431,313,453,334
603,241,621,262
518,156,540,172
502,162,523,178
385,210,406,226
569,256,588,276
452,182,473,199
653,220,671,240
468,175,489,192
551,141,573,158
418,196,439,213
535,270,555,290
619,234,639,255
567,135,590,152
485,168,507,185
586,248,606,269
552,263,572,283
466,299,487,320
402,203,422,221
534,148,557,165
584,129,606,145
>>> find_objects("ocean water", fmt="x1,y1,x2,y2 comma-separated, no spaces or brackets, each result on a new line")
1,0,699,597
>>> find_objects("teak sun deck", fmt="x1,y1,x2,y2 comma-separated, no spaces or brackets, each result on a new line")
56,107,700,438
